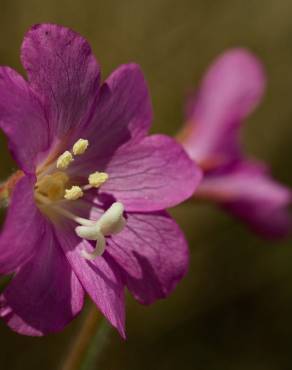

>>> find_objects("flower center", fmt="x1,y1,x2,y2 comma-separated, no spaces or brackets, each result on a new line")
36,171,69,201
34,138,126,259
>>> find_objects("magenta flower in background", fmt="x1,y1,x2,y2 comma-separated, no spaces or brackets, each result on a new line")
0,24,202,336
178,49,291,238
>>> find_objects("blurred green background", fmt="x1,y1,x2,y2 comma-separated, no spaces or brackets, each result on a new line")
1,0,292,369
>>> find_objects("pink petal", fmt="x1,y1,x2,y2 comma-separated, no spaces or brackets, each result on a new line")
93,63,152,142
21,23,100,143
70,63,153,174
107,211,189,304
56,229,126,338
0,176,45,275
181,49,266,168
0,67,49,173
0,224,84,336
196,161,292,238
100,134,202,212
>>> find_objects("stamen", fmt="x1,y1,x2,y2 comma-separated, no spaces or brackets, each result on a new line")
76,202,126,259
56,151,74,169
73,139,89,155
88,172,109,188
64,186,84,200
35,192,93,226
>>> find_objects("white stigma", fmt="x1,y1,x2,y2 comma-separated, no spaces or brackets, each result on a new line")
75,202,126,260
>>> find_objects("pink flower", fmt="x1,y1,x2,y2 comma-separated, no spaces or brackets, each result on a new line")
0,24,201,336
178,49,291,238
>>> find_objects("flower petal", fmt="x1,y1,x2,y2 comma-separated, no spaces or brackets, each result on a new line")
0,175,46,275
107,211,189,304
70,63,152,173
0,224,84,336
180,49,266,168
21,23,100,142
55,229,125,338
0,67,49,173
100,134,202,212
196,161,292,238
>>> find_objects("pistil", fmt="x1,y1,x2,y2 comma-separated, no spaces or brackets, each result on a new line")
76,202,126,259
36,192,125,259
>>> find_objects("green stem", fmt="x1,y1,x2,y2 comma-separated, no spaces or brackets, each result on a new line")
80,319,111,370
60,303,104,370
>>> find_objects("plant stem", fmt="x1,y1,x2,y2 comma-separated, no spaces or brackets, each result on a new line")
80,319,111,370
61,303,102,370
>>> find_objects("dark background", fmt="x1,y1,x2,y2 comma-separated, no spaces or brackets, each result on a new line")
1,0,292,369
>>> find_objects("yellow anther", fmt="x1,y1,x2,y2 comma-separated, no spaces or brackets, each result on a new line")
88,172,109,188
64,186,84,200
73,139,89,155
56,151,73,169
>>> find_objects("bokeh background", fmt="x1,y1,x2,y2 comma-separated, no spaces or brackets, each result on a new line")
1,0,292,369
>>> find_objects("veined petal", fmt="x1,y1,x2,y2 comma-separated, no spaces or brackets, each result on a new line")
96,63,152,142
56,229,125,338
196,161,292,238
0,67,49,173
0,224,84,336
180,49,266,168
107,211,189,304
71,63,153,173
21,23,100,142
100,134,202,212
0,175,45,275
